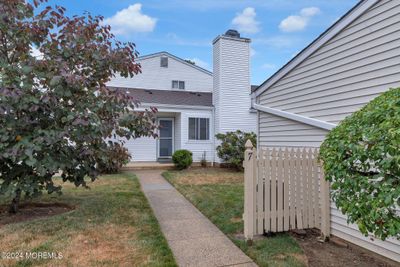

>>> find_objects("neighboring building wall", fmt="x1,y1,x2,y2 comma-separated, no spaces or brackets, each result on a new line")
125,137,157,162
108,53,213,92
123,107,214,163
179,109,214,163
256,0,400,262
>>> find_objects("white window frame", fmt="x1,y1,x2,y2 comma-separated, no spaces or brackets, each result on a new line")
188,117,210,141
160,57,168,68
172,80,185,90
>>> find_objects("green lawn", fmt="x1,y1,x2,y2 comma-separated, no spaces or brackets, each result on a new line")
0,173,176,267
163,168,306,267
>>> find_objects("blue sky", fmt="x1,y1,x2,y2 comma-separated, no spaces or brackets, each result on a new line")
46,0,359,85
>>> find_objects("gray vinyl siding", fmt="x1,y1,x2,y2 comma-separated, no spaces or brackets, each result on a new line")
256,0,400,262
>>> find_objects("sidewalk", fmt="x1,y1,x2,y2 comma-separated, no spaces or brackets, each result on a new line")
135,170,257,267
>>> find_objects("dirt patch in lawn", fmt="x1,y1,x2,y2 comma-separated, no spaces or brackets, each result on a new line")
0,202,74,226
291,229,398,267
174,167,243,185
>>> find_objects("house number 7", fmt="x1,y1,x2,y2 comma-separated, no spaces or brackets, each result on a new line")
248,152,253,160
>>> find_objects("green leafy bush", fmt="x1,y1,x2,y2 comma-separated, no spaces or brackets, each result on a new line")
320,87,400,240
216,130,257,171
172,150,193,170
97,143,132,174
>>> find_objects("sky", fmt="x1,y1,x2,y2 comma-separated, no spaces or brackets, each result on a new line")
45,0,359,85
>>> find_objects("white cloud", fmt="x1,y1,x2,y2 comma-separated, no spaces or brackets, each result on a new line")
103,4,157,36
261,63,276,70
300,7,320,17
187,58,210,70
232,7,260,34
279,7,320,32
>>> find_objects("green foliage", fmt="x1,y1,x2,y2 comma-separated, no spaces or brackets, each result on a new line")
172,150,193,170
216,130,257,170
320,87,400,240
0,0,157,212
97,143,132,174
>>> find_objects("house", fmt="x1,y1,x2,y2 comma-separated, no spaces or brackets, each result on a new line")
252,0,400,262
107,30,257,164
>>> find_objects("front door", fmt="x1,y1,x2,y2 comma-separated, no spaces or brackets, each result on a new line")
158,118,174,158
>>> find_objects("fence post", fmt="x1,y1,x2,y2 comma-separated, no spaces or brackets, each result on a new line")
320,170,331,240
243,139,256,241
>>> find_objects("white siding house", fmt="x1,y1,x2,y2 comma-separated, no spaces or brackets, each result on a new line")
253,0,400,262
108,52,213,92
108,31,257,164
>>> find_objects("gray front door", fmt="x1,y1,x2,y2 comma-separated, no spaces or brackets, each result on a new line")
158,118,174,158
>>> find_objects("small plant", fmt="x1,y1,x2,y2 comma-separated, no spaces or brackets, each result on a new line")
97,143,132,174
172,150,193,170
201,151,208,167
216,130,257,171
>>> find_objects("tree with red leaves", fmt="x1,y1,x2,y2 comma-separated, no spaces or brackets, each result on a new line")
0,0,157,213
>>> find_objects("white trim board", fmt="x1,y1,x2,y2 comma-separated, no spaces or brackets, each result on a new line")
253,104,337,131
253,0,380,98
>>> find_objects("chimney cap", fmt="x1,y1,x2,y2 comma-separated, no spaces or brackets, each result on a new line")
224,29,240,38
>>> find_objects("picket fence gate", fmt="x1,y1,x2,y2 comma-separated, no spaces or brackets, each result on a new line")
243,140,330,240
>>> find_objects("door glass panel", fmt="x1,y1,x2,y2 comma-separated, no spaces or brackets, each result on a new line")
159,139,172,157
159,120,172,138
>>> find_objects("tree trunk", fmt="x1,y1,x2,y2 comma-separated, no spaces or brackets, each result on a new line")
9,189,21,214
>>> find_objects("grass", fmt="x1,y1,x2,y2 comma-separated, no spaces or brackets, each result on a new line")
0,172,176,267
163,168,306,267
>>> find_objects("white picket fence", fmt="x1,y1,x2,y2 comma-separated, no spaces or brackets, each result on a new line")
243,140,330,240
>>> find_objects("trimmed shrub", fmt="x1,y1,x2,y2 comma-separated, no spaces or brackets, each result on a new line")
216,130,257,171
320,87,400,240
97,143,132,174
172,150,193,170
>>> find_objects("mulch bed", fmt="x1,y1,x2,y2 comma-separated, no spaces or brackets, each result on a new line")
291,229,398,267
0,202,74,226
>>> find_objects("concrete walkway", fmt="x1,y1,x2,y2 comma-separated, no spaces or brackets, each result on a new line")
135,170,257,267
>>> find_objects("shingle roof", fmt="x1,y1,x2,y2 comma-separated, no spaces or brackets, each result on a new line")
110,87,213,107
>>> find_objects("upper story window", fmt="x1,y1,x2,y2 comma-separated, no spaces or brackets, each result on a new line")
189,118,210,140
160,57,168,68
172,80,185,90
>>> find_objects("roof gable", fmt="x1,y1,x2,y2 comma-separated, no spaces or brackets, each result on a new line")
253,0,380,97
138,51,213,76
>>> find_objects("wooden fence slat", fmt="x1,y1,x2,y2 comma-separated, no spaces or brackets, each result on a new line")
308,148,314,228
314,149,321,228
289,148,296,229
295,148,303,229
243,141,255,240
270,148,277,232
257,157,264,235
283,148,290,231
302,148,309,229
264,152,271,232
277,149,283,232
